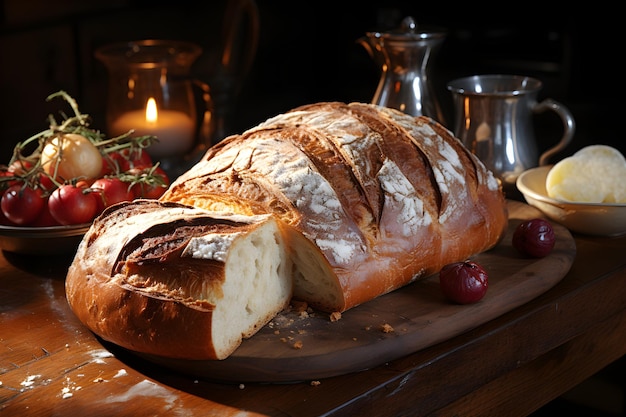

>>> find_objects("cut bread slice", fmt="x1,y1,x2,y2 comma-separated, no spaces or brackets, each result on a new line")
65,200,293,360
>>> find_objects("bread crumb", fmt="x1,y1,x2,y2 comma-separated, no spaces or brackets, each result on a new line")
239,383,245,389
310,380,321,386
381,323,394,333
93,377,104,383
60,377,81,399
293,340,303,349
329,311,342,322
291,300,308,312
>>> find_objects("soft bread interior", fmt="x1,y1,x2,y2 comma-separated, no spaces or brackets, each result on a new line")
285,228,344,313
190,217,293,359
73,202,293,360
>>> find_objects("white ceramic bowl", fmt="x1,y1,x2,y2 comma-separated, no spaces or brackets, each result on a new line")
0,223,90,255
516,166,626,237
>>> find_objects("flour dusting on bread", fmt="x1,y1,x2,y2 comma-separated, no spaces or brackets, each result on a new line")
66,102,508,361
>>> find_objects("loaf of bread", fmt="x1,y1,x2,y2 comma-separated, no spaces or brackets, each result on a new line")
162,102,508,312
65,102,508,360
65,199,293,360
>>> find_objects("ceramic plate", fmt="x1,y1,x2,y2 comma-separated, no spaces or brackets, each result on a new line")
516,166,626,237
0,223,90,255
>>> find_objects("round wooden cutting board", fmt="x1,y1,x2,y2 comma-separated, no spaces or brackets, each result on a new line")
134,201,576,383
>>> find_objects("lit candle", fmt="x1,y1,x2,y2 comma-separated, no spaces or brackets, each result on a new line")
110,98,195,159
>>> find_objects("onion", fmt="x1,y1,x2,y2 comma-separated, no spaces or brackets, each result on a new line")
512,218,555,258
439,260,488,304
41,133,103,182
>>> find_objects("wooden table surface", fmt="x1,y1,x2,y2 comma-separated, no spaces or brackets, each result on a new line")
1,224,626,416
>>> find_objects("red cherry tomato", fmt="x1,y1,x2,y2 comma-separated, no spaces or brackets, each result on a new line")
102,148,153,175
0,169,17,191
8,160,33,175
38,173,56,193
130,166,170,199
0,190,12,225
121,148,153,170
100,152,124,176
1,184,45,225
91,177,135,208
48,184,99,225
32,202,62,227
2,161,33,189
439,260,489,304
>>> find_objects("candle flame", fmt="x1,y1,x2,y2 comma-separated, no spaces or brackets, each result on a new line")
145,98,158,123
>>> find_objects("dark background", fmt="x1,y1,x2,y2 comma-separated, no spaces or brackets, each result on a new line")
0,1,621,163
0,2,623,415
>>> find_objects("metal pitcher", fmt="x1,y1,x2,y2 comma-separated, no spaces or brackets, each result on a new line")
447,74,575,191
358,16,446,124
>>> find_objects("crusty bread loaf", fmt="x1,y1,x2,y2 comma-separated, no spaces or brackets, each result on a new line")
65,199,292,360
66,102,508,361
162,102,508,313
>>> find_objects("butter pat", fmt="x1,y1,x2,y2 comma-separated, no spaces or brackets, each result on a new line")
546,145,626,203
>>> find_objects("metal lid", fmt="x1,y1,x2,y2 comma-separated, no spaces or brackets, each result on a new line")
368,16,447,41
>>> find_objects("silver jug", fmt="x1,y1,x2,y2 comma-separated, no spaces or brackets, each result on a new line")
447,74,575,191
358,16,446,124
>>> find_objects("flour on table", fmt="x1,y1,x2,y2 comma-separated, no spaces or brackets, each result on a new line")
89,349,114,363
104,379,182,414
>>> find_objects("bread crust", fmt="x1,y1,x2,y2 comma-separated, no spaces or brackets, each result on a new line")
66,200,292,360
162,102,508,312
67,103,507,361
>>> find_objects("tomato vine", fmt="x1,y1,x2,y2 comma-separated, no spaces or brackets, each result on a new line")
0,91,170,226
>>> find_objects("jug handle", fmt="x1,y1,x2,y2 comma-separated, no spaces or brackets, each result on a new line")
535,98,576,166
192,79,215,152
357,36,374,58
220,0,260,89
